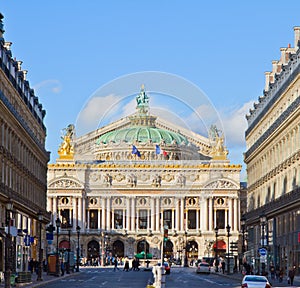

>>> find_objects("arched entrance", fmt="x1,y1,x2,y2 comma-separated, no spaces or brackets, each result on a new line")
187,240,198,264
59,240,70,250
163,240,173,258
112,240,124,257
87,240,100,265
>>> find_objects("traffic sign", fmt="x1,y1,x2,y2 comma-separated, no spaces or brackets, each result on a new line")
259,248,267,256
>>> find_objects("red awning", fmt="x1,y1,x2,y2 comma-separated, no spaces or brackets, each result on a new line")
213,240,226,250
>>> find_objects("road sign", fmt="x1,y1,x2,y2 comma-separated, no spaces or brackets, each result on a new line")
259,248,267,256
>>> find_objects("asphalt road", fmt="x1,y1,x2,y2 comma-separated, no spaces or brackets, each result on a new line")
25,266,300,288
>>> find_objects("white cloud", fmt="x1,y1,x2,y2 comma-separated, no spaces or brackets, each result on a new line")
220,100,254,147
33,79,62,94
76,94,123,135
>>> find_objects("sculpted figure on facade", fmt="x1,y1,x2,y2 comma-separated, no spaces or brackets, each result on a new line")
103,173,112,186
175,172,186,187
58,124,75,158
152,174,162,187
209,125,228,160
127,173,137,187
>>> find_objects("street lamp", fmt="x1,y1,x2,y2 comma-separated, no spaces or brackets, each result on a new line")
226,224,231,274
184,231,188,267
241,215,246,254
55,218,61,277
66,224,72,274
260,213,267,275
37,212,43,281
214,226,219,272
76,225,81,272
5,201,13,288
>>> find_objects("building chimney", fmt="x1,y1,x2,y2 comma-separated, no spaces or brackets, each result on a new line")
264,72,271,92
294,26,300,49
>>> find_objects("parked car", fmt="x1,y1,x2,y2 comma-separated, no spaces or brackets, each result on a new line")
163,262,171,274
241,275,272,288
196,262,211,274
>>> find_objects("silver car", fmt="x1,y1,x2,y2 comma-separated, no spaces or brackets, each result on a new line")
196,262,211,274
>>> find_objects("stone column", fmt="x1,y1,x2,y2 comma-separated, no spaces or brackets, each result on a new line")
72,197,76,231
126,197,130,231
234,197,238,231
151,198,155,231
196,208,199,233
172,209,175,231
131,197,135,232
78,197,82,229
175,197,180,232
155,197,160,232
98,208,101,230
180,197,184,231
209,198,214,230
106,198,111,230
101,197,106,230
82,196,86,231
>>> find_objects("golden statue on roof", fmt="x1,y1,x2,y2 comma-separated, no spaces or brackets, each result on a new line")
58,124,75,159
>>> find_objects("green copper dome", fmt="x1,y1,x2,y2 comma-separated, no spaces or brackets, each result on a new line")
96,126,188,145
96,86,189,146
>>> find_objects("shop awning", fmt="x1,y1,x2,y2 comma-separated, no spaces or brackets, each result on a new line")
213,240,226,250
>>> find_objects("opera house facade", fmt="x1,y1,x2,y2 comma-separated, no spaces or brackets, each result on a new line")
47,86,242,265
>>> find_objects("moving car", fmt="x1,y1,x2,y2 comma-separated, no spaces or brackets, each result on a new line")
241,275,272,288
196,262,211,274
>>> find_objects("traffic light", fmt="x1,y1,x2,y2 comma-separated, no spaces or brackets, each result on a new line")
46,224,55,233
163,228,168,242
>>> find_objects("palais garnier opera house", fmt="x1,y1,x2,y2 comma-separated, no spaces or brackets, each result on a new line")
46,85,242,265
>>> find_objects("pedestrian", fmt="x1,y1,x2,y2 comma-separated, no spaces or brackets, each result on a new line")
279,267,284,282
114,257,119,271
288,266,296,286
269,263,275,279
61,260,65,276
123,257,129,272
221,261,225,274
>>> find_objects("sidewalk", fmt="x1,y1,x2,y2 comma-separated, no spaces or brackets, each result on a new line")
213,270,300,287
0,271,78,288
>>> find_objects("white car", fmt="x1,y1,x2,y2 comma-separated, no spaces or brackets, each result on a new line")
196,262,211,274
241,275,272,288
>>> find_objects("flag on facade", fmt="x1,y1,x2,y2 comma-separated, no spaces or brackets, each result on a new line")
155,144,161,154
132,145,141,157
155,144,168,157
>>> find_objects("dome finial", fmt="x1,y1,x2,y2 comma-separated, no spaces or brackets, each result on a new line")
136,84,149,115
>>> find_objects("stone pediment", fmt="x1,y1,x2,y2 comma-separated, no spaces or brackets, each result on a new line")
204,179,238,189
48,176,83,189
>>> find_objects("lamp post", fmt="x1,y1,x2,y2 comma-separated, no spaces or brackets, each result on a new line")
226,224,231,274
66,225,71,274
76,226,81,272
5,201,13,288
241,215,246,255
37,212,43,281
260,213,267,275
214,227,219,272
184,231,188,267
55,218,61,277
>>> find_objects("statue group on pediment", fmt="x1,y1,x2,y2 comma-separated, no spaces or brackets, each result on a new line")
127,173,137,187
175,172,186,187
103,173,112,186
152,174,162,187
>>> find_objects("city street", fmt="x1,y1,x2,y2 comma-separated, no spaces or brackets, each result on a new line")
14,266,300,288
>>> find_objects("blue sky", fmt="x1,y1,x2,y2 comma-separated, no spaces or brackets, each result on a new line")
1,1,300,180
